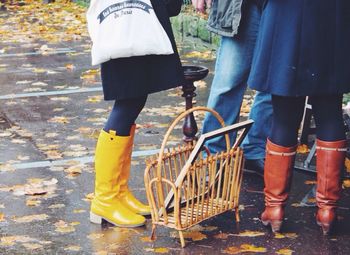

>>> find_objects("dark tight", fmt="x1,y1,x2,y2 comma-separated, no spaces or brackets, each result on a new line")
103,96,148,136
270,95,345,147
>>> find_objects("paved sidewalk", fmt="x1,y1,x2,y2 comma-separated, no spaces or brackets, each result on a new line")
0,1,350,254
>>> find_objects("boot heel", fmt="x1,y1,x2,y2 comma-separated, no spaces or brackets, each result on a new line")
317,221,332,235
270,220,283,233
90,212,103,224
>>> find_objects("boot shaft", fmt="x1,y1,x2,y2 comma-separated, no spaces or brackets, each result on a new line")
316,139,347,208
264,139,297,207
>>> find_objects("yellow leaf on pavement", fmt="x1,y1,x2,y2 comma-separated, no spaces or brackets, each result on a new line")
297,144,309,154
231,230,265,237
276,248,294,255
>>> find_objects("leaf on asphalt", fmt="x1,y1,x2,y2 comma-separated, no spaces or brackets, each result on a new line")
54,220,76,233
214,232,229,240
87,233,105,240
274,233,298,239
223,244,267,254
297,144,309,154
17,155,30,161
53,108,65,112
13,214,49,223
73,209,86,214
65,64,76,70
304,180,317,185
48,116,70,124
0,213,4,222
0,235,36,246
170,231,207,241
32,81,48,87
276,248,294,255
144,247,169,253
342,179,350,188
231,230,265,237
0,204,4,208
87,95,103,103
48,204,65,209
140,236,153,242
64,245,81,251
11,138,26,144
0,163,15,172
194,80,207,89
22,243,43,250
45,132,59,138
50,96,70,102
0,131,12,137
345,158,350,173
32,68,47,73
84,193,95,202
23,87,45,93
12,177,57,196
190,225,218,232
64,164,83,177
26,199,41,207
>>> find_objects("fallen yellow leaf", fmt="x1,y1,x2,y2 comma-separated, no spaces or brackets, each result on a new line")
345,158,350,172
297,144,309,154
276,248,294,255
343,179,350,188
231,230,265,237
13,214,49,223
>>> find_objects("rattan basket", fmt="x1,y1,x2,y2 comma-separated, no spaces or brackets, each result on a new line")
144,107,253,247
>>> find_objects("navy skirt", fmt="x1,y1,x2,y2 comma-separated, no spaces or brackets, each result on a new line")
100,0,184,101
248,0,350,96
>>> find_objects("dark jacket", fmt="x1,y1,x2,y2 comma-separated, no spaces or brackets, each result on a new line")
100,0,184,101
207,0,243,37
248,0,350,96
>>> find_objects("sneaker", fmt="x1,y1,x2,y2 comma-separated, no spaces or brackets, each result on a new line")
243,158,265,177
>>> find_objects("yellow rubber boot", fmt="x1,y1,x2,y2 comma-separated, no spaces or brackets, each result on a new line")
118,125,151,216
90,129,146,227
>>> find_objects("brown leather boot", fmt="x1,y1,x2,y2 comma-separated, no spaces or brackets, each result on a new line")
316,139,347,235
261,139,297,232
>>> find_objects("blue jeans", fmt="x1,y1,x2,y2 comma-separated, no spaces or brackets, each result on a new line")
202,0,273,160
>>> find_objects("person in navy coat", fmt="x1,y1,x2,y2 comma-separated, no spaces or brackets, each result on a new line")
248,0,350,235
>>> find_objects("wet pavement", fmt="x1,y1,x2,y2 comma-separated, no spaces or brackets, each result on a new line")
1,1,350,254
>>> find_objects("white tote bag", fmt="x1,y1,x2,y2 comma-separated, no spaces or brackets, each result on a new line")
87,0,174,65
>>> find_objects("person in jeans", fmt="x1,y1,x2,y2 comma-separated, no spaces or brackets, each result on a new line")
192,0,273,176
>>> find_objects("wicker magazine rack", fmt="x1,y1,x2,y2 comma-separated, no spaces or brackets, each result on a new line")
144,107,253,247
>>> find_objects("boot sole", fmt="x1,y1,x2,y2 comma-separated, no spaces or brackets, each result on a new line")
262,219,283,233
90,211,146,228
316,220,332,235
